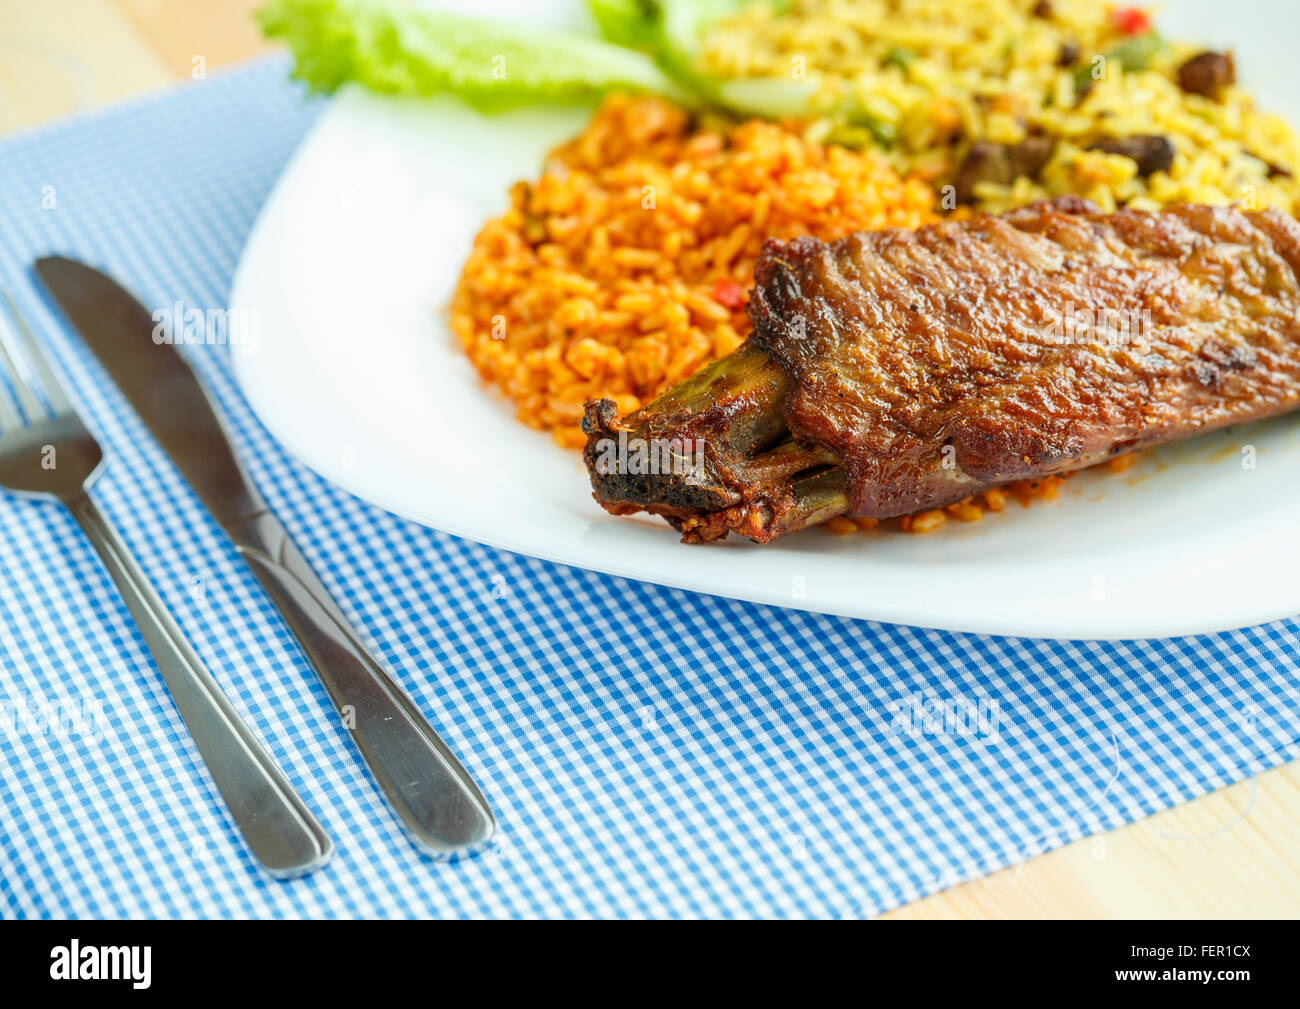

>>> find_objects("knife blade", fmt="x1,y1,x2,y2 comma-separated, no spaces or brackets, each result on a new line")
36,255,495,856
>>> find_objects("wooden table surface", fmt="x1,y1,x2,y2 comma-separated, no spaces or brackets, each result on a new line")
3,0,1297,920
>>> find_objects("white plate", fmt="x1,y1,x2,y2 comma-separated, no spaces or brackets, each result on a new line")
230,0,1300,640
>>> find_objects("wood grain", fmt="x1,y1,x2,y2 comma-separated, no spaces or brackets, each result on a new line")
111,0,271,79
1,0,1296,920
0,0,172,131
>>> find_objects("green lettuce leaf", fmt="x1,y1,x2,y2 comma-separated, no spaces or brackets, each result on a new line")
585,0,755,88
585,1,811,120
586,0,659,50
259,0,685,111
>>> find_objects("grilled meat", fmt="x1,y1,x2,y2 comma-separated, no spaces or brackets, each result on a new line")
953,137,1055,204
1177,50,1236,98
1086,134,1176,177
583,197,1300,542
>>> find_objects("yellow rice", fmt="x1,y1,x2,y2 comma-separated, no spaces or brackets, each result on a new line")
700,0,1300,214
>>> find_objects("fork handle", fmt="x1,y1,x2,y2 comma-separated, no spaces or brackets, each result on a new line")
64,491,333,877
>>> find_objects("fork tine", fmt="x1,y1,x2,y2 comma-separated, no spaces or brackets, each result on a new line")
1,290,70,414
0,315,45,425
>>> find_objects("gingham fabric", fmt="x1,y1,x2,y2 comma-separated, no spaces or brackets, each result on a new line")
1,58,1297,920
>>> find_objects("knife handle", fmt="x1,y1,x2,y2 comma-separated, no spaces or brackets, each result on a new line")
231,513,494,856
65,491,333,877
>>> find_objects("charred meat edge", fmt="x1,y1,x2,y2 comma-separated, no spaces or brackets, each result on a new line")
582,343,845,543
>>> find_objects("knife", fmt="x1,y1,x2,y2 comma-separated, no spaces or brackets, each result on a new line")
36,256,495,856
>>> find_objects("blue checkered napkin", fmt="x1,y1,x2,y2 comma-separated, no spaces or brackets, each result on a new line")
0,58,1297,920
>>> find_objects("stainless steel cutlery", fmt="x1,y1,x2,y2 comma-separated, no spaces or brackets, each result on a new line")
0,290,333,878
36,257,495,857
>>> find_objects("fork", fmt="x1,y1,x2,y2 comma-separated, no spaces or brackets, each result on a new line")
0,290,333,877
